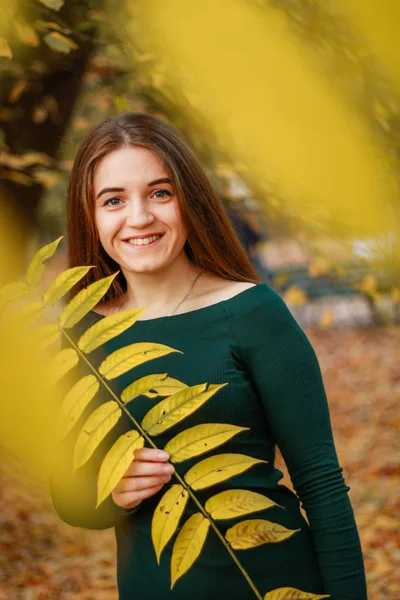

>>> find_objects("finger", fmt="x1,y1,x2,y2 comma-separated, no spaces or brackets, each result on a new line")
121,474,172,493
133,448,170,462
121,483,165,509
124,459,174,478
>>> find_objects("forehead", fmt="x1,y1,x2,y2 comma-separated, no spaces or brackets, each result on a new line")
93,146,169,191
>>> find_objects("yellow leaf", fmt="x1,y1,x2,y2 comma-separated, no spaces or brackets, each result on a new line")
28,323,60,351
8,301,43,328
42,266,92,306
164,423,248,463
59,273,117,329
8,79,27,103
152,484,189,564
121,373,169,403
142,383,227,436
73,401,121,471
357,274,377,297
99,342,181,380
264,588,329,600
225,519,299,549
283,286,307,306
0,281,28,312
44,348,79,389
184,453,265,490
38,0,64,11
78,307,146,353
58,375,99,439
0,38,12,59
15,21,40,47
97,430,144,507
35,20,71,35
44,32,78,54
319,308,334,329
170,513,210,589
26,236,63,287
150,376,189,396
205,489,280,520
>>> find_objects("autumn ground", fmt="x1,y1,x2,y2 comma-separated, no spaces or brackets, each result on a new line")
0,326,399,600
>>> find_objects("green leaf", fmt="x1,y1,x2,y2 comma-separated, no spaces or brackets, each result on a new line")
44,32,78,54
205,489,281,520
152,485,189,564
142,383,227,436
164,423,248,463
99,342,181,380
43,266,92,306
264,588,330,600
38,0,64,10
184,453,265,490
26,237,63,287
58,374,99,439
97,430,144,508
73,401,121,471
225,519,299,549
170,513,210,589
121,373,169,403
78,307,146,353
59,273,117,329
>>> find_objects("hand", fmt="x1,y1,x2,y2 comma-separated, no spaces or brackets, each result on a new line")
111,448,175,511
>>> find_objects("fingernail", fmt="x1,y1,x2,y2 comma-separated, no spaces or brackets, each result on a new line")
163,464,174,474
158,451,169,460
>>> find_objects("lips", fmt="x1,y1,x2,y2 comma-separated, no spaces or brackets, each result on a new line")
123,233,165,247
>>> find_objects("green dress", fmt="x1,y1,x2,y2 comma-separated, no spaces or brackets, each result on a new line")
50,283,367,599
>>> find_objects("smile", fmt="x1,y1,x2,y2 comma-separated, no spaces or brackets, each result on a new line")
124,234,163,247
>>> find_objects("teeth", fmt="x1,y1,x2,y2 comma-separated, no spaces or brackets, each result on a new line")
128,235,161,246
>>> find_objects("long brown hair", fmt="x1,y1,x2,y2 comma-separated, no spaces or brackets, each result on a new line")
67,112,260,302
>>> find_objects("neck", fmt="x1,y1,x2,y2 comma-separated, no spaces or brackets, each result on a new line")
121,254,202,317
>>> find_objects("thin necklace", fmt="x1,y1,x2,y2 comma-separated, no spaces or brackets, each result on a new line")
117,270,204,317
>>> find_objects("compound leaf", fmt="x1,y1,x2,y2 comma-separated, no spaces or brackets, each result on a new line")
99,342,181,380
78,307,146,353
43,266,92,306
97,430,144,508
121,373,169,403
170,513,210,589
164,423,248,463
225,519,299,549
152,484,189,564
184,453,265,490
73,400,121,471
205,489,281,520
142,383,227,436
264,588,329,600
60,273,117,329
58,374,99,439
26,236,63,287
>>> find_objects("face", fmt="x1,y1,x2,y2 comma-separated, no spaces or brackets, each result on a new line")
93,146,188,275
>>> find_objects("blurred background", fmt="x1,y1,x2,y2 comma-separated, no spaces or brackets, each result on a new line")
0,0,399,598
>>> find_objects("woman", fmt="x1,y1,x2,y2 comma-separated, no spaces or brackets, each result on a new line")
50,112,367,599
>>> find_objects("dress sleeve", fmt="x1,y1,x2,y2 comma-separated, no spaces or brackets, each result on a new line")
48,322,133,530
229,285,367,600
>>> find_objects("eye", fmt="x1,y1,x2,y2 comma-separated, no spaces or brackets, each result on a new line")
104,197,121,207
152,189,172,200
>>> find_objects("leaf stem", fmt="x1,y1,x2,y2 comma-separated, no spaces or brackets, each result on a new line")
61,327,263,600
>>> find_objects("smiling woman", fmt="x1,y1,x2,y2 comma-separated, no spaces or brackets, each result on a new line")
51,112,367,600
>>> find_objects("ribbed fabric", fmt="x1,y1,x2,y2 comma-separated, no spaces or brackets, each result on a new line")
49,283,367,600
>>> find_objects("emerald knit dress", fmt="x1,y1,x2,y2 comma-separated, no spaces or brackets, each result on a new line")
50,283,367,600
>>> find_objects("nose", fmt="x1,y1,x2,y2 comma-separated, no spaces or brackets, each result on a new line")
125,197,154,228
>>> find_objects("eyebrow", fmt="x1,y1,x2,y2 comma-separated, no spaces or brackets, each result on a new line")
96,178,173,200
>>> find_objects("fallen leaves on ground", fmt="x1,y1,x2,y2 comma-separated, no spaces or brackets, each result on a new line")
0,326,399,599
